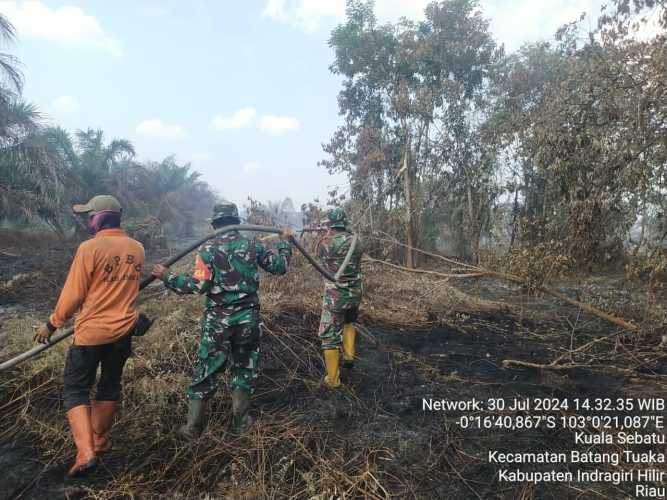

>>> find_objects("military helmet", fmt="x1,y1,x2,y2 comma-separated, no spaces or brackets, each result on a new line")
209,202,240,223
327,207,348,229
73,195,122,214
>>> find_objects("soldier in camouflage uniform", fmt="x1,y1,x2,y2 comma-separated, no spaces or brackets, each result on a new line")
152,203,292,436
316,207,363,388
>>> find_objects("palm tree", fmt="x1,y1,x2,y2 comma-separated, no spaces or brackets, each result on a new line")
138,156,215,237
0,15,75,232
0,14,28,143
76,128,135,167
74,128,136,197
0,125,75,233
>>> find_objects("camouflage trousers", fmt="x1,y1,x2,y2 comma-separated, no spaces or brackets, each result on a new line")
318,284,361,351
187,306,261,400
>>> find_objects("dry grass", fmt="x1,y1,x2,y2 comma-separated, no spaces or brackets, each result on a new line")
2,255,439,498
1,247,666,499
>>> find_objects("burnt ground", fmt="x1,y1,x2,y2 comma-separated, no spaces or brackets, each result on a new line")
0,245,73,313
2,319,665,499
1,236,666,499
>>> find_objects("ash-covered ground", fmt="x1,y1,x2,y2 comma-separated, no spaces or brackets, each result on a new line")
1,234,665,499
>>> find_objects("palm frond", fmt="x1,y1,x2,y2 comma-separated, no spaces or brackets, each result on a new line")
0,14,17,43
75,128,105,153
42,126,78,166
0,99,42,147
0,14,22,92
107,138,136,161
0,52,23,91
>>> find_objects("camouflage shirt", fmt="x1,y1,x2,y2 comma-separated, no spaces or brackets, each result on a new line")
163,231,291,313
318,229,363,293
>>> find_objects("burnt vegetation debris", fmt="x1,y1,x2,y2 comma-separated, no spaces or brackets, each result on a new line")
1,247,666,499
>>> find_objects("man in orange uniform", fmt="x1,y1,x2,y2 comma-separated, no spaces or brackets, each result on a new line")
34,195,145,478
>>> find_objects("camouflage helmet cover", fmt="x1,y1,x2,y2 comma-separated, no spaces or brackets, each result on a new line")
327,207,348,229
209,202,240,223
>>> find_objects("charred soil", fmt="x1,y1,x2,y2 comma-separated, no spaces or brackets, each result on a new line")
0,236,665,499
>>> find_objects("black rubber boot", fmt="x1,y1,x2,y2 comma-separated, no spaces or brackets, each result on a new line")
178,399,206,439
230,388,254,434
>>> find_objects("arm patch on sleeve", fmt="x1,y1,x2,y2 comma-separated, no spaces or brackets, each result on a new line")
193,255,212,281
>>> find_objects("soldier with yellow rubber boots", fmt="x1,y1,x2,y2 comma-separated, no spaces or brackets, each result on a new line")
316,207,364,388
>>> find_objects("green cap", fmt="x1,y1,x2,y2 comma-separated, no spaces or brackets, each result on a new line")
209,202,240,222
72,195,122,214
327,207,348,229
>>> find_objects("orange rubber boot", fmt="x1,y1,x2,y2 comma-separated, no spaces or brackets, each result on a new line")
91,400,116,453
65,405,98,478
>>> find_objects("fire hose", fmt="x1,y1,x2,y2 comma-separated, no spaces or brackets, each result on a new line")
0,224,357,373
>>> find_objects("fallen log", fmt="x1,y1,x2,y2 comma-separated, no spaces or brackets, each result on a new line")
363,256,487,279
550,331,620,365
485,270,640,332
371,235,640,333
363,257,509,318
372,235,478,270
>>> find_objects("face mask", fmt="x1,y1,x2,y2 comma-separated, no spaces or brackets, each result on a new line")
87,211,121,234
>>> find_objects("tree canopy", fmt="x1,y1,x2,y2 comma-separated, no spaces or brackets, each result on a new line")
322,0,667,270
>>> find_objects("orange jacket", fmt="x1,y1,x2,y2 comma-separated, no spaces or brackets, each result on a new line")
49,228,145,346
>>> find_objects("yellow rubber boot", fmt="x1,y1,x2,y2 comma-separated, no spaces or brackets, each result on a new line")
342,323,356,367
322,349,341,389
